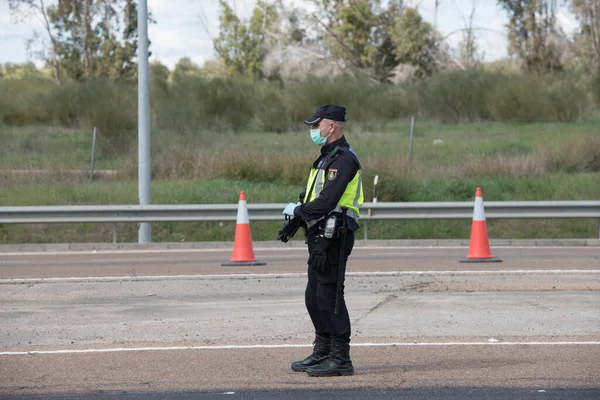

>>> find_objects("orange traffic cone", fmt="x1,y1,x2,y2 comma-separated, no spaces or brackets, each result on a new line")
222,191,266,266
460,187,502,263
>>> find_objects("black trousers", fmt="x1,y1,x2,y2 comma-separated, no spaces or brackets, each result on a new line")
305,229,355,344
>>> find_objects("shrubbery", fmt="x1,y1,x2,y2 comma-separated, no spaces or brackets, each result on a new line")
1,69,597,152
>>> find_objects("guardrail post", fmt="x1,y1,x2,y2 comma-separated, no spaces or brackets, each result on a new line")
112,223,117,244
409,116,415,162
364,220,368,241
90,127,97,183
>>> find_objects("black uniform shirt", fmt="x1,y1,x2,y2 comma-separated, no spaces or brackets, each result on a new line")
294,136,359,223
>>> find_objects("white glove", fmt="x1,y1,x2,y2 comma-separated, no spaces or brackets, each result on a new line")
283,202,300,216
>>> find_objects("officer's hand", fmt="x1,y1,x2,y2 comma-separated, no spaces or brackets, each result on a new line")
277,216,303,243
308,234,330,272
298,190,306,204
283,202,300,217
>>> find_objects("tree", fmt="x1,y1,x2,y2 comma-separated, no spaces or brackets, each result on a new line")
309,0,404,82
306,1,443,81
8,0,63,84
172,57,202,82
456,0,483,67
8,0,148,82
198,59,227,79
252,4,335,81
95,0,141,80
498,0,563,73
571,0,600,71
149,60,170,93
390,7,443,78
46,0,87,81
0,62,47,79
213,0,281,78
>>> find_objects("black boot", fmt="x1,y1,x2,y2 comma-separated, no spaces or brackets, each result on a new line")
306,340,354,377
291,334,331,372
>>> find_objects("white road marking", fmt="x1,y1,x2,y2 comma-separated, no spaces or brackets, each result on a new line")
0,248,303,257
1,270,599,284
0,246,598,257
1,341,599,356
89,258,150,263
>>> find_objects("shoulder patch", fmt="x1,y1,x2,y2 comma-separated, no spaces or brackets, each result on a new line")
327,169,338,181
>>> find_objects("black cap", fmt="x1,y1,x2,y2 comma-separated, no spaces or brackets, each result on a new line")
304,104,347,125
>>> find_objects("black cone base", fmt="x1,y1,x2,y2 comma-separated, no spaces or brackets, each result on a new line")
459,257,502,263
221,260,267,266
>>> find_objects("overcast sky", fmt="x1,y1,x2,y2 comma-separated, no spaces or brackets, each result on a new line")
0,0,580,69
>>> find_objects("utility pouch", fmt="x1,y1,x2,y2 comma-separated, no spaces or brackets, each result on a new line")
324,213,340,239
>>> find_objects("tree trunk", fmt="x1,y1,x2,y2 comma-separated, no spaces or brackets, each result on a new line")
83,0,90,78
528,2,537,72
39,0,62,85
71,0,78,54
591,0,599,68
105,1,110,38
102,0,111,77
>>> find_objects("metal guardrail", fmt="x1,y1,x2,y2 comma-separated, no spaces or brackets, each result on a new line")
1,201,599,223
1,201,599,241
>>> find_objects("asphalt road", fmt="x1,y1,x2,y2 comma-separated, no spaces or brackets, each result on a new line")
1,246,599,399
1,246,599,280
4,388,600,400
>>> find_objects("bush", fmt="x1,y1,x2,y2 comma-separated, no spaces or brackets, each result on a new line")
57,80,137,153
153,77,258,133
283,78,419,124
0,70,593,136
541,136,600,173
0,77,56,126
486,74,587,122
418,68,499,123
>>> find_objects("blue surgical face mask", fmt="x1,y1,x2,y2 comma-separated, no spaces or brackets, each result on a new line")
310,122,333,146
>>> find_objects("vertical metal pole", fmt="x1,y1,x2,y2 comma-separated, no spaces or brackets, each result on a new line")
90,127,97,183
138,0,151,243
409,116,415,162
112,223,117,244
366,175,377,242
373,175,378,204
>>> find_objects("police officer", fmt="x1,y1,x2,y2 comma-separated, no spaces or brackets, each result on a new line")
283,104,363,377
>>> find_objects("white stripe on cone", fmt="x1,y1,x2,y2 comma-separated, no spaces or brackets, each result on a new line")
237,199,249,224
473,195,486,221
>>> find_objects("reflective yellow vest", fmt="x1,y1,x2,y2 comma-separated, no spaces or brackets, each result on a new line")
303,150,363,227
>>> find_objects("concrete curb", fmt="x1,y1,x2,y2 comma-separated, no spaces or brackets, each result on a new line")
0,239,599,252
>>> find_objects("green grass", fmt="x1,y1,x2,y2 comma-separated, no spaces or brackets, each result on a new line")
1,121,599,244
0,179,300,206
0,125,118,170
2,119,599,173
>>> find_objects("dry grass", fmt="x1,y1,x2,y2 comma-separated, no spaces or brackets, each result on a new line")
456,154,547,179
539,136,600,173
